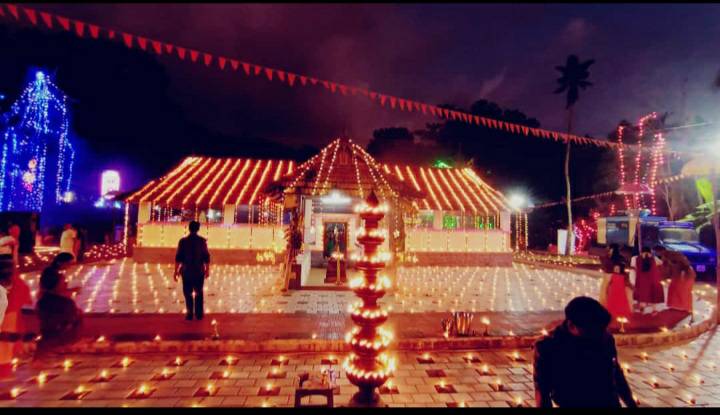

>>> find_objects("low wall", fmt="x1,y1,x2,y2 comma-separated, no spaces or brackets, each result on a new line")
403,251,513,267
133,246,283,265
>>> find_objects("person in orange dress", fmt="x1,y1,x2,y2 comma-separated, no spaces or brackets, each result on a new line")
605,262,633,320
665,253,695,315
631,247,665,314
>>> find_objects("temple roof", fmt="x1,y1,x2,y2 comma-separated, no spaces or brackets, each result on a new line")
124,139,510,213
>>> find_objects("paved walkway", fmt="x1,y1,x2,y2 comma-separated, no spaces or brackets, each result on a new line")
2,328,720,407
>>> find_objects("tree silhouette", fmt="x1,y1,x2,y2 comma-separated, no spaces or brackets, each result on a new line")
554,54,595,255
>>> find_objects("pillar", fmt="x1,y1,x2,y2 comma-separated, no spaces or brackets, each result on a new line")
223,204,235,225
432,210,443,230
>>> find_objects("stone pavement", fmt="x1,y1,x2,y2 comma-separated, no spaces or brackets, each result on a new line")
20,259,707,314
2,328,720,407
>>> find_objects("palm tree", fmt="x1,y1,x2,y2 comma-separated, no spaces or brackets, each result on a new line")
554,55,595,255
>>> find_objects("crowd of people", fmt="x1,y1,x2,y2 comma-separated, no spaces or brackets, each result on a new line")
600,244,695,320
0,223,84,380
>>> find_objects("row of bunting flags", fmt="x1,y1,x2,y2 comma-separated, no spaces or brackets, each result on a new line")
0,3,675,154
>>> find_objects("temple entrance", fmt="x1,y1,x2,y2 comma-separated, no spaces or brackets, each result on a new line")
323,221,348,259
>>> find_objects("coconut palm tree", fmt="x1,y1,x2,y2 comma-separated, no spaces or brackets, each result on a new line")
554,54,595,255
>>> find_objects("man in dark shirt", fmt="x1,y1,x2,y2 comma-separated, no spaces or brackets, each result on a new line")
35,266,83,357
533,296,636,408
174,221,210,321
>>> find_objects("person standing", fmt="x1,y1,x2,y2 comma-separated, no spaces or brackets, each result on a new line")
534,296,637,408
174,221,210,321
665,253,695,315
0,223,32,374
605,262,633,320
0,250,13,379
59,224,78,260
631,247,665,314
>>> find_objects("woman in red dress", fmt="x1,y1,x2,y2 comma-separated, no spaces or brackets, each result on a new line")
605,262,633,319
632,247,665,314
665,254,695,315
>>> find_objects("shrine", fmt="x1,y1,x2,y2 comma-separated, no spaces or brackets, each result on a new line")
123,139,515,288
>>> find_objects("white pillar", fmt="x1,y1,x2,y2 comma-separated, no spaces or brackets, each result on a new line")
432,210,443,230
223,205,235,225
138,202,151,224
500,211,511,232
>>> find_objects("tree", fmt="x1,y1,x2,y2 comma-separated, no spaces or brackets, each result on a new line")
554,54,595,255
367,127,414,157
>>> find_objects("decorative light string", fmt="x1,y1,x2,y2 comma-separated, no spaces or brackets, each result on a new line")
0,3,691,155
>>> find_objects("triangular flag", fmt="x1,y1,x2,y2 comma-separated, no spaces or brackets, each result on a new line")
338,84,348,95
350,87,358,96
22,7,37,25
443,109,450,118
241,62,250,75
73,20,85,37
89,24,99,39
254,65,262,76
287,73,296,86
522,126,529,135
552,132,559,140
398,99,405,111
176,46,186,60
218,57,226,70
203,53,212,66
299,75,307,86
0,5,5,17
421,104,427,114
310,78,318,85
122,33,133,48
380,95,387,106
164,43,174,54
413,102,421,111
189,50,199,62
57,16,70,31
330,83,337,93
137,36,147,50
369,91,377,101
390,97,397,109
429,107,436,116
480,117,488,127
321,80,330,89
6,4,19,20
39,11,53,28
151,40,162,54
264,67,274,81
108,30,115,39
473,115,480,125
230,59,239,71
276,70,285,82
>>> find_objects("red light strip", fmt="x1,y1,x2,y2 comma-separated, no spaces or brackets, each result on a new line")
222,159,251,205
208,158,242,208
195,158,232,208
248,160,274,206
181,158,225,208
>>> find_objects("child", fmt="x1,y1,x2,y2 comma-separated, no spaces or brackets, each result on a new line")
631,247,664,314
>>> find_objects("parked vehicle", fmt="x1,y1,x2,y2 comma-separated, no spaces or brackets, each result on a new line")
597,215,716,279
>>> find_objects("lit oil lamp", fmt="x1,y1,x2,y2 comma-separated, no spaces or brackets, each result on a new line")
667,363,675,372
62,359,73,370
616,317,628,333
10,387,22,399
650,377,660,388
621,363,631,374
96,335,106,343
37,372,48,385
75,385,86,395
686,394,696,405
161,368,171,379
640,352,649,361
137,383,150,396
494,378,504,391
121,357,131,368
174,356,183,366
154,334,162,341
222,370,231,379
480,364,491,375
98,370,110,381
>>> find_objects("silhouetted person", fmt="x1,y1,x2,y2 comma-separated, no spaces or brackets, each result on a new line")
534,296,636,408
35,265,83,357
174,221,210,321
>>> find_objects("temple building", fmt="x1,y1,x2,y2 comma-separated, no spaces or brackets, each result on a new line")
124,139,515,287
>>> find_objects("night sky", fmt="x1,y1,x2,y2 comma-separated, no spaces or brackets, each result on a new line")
2,3,720,200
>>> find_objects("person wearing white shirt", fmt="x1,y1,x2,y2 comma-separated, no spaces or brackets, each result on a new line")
59,224,78,260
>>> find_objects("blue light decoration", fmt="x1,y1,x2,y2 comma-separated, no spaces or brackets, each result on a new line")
0,71,75,212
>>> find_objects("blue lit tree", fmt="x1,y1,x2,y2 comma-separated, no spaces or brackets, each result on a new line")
0,71,74,212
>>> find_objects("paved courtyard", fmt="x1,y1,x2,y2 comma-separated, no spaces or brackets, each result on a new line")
2,328,720,407
21,260,616,314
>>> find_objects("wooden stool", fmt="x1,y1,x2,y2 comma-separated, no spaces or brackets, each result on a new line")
294,372,335,408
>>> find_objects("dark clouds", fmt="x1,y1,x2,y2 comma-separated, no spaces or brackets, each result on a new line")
16,3,720,143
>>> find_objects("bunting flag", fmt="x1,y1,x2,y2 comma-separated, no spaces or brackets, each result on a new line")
0,3,682,155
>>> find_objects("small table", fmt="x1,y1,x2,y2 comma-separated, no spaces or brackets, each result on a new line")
294,373,336,408
324,258,347,284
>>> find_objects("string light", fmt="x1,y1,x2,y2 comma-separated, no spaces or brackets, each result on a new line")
0,70,75,211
